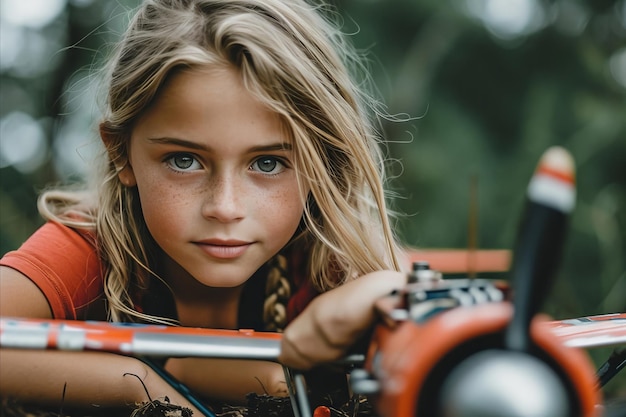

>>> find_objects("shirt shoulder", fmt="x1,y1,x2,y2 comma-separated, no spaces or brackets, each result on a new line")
0,221,105,320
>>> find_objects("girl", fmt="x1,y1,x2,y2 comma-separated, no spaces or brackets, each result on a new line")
0,0,406,414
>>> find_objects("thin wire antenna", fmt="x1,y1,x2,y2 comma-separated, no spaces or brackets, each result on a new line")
59,382,67,417
468,174,478,279
124,372,153,402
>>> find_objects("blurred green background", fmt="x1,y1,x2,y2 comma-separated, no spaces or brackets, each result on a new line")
1,0,625,398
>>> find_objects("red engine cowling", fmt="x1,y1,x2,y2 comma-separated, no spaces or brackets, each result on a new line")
359,300,600,417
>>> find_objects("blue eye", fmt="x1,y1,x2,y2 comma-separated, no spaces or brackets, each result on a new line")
257,158,277,172
251,156,285,174
166,153,201,172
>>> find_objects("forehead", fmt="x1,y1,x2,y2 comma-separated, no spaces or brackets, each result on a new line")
131,65,294,151
156,66,243,107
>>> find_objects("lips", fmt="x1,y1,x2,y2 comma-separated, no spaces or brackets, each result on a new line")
195,239,252,259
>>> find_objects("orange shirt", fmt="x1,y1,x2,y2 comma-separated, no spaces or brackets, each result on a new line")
1,221,104,320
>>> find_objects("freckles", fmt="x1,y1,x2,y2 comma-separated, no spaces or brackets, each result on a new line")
141,182,189,219
266,183,298,204
273,187,305,216
253,184,301,223
166,186,186,201
162,179,202,202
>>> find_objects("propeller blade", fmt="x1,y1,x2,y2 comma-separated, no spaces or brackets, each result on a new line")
505,147,576,352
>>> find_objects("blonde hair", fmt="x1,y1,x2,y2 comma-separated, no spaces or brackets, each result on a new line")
41,0,402,323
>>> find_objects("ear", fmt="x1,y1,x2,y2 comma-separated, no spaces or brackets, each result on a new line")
99,122,137,187
117,163,137,187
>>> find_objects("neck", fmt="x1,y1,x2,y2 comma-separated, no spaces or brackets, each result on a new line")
160,258,244,329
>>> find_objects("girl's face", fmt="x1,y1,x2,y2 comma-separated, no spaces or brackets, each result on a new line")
124,67,304,288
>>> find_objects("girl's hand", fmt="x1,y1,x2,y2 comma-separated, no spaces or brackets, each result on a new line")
279,270,406,370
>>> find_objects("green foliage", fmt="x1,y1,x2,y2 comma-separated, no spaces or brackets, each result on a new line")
336,0,626,319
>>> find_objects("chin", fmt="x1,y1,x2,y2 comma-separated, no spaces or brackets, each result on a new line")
193,271,250,289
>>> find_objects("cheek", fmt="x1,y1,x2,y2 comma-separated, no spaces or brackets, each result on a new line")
262,185,305,234
136,181,191,239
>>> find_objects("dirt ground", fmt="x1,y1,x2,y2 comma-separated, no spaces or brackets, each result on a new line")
1,393,373,417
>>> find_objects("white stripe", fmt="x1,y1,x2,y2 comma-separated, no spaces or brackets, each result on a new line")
527,174,575,213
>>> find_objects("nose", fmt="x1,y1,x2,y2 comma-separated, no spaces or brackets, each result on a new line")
201,173,245,223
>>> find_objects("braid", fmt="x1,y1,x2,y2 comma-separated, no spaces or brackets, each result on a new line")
263,253,291,332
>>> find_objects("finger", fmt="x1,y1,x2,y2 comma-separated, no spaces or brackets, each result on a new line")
278,317,334,369
279,271,407,368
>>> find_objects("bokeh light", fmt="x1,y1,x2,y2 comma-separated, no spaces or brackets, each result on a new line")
0,111,48,173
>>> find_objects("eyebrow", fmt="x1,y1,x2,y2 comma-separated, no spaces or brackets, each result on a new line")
147,137,293,152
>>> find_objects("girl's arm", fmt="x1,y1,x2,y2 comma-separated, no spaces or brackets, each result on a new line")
0,266,203,415
279,270,407,370
0,266,54,318
1,267,287,409
165,357,288,403
0,349,203,414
